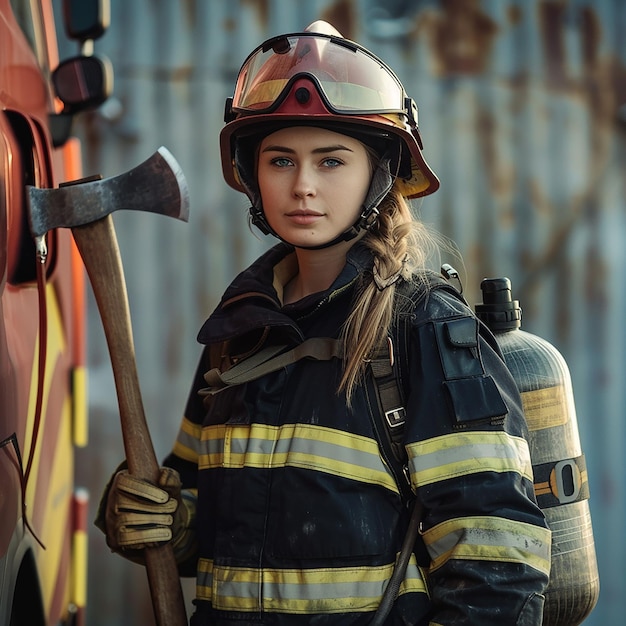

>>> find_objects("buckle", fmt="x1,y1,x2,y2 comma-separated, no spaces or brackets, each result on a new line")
385,406,406,429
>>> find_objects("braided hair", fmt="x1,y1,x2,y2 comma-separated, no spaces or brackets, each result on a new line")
339,186,439,405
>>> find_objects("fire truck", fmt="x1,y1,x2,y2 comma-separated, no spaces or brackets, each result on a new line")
0,1,111,624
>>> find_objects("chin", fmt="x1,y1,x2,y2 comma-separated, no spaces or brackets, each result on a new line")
276,230,324,248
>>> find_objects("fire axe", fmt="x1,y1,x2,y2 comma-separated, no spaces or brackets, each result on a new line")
27,147,190,626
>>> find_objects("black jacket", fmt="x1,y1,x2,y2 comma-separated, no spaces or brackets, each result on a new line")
165,242,551,625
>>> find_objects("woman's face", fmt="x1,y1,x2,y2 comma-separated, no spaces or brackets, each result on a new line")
257,126,373,249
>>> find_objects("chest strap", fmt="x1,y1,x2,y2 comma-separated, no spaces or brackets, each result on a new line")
201,337,342,395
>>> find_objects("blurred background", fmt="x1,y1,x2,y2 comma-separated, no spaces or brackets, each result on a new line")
52,0,625,624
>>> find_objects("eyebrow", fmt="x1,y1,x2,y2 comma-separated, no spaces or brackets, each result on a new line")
260,144,354,154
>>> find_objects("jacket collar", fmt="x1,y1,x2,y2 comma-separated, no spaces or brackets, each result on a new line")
197,242,373,346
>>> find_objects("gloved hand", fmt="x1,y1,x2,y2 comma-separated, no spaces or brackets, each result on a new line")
99,466,183,553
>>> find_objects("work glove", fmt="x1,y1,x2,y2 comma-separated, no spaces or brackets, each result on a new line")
95,466,197,566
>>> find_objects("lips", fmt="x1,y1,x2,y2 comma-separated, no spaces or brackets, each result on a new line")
285,210,324,225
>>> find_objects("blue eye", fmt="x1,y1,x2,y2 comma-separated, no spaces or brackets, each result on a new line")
271,157,293,167
322,158,343,168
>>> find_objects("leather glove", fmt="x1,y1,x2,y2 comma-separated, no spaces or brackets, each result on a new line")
102,467,182,552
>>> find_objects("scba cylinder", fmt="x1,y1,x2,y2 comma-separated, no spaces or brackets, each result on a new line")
475,278,599,626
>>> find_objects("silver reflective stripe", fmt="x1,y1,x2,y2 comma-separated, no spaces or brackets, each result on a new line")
423,515,551,576
196,423,399,492
407,431,533,487
196,556,428,613
172,417,203,462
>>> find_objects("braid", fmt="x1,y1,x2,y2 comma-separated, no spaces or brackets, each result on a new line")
339,188,422,405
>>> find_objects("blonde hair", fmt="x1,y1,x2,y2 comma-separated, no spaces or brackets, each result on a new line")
338,186,442,405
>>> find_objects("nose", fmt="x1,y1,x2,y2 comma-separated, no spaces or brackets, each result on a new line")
292,166,316,199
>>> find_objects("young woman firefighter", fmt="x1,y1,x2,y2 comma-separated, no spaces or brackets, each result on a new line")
97,21,551,625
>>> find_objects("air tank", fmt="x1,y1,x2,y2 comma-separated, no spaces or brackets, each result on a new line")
475,277,599,626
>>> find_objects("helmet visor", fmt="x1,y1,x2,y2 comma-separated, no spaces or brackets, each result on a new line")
231,33,408,117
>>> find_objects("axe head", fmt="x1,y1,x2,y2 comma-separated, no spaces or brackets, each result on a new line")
27,146,190,238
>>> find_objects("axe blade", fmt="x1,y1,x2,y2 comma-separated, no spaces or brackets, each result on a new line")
27,146,190,238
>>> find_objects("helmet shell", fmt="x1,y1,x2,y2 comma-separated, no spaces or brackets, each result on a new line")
220,24,439,199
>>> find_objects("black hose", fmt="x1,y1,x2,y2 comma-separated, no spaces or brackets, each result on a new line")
369,498,424,626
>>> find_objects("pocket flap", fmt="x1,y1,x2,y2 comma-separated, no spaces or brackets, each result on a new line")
445,317,477,348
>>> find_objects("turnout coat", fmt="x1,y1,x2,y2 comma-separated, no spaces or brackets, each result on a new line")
165,242,551,625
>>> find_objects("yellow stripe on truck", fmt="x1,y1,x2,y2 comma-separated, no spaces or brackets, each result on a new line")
72,366,88,447
71,489,89,609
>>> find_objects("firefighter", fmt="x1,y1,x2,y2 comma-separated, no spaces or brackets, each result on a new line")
97,21,551,625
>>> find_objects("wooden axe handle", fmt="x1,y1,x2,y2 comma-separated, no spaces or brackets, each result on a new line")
71,215,187,626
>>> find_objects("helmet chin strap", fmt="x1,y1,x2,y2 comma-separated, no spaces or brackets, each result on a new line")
249,154,396,251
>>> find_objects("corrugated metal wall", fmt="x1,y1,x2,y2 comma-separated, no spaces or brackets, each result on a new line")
54,1,625,624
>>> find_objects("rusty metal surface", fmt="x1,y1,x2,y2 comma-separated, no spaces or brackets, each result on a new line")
55,1,625,623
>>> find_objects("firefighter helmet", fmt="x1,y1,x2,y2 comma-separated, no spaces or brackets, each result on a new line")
220,21,439,203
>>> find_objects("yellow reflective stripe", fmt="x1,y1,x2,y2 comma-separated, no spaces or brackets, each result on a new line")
199,423,398,492
197,556,428,613
407,431,533,487
423,516,551,576
172,417,203,463
197,558,214,602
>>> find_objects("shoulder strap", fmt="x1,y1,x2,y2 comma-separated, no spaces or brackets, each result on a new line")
368,333,412,499
367,285,414,500
368,273,469,502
